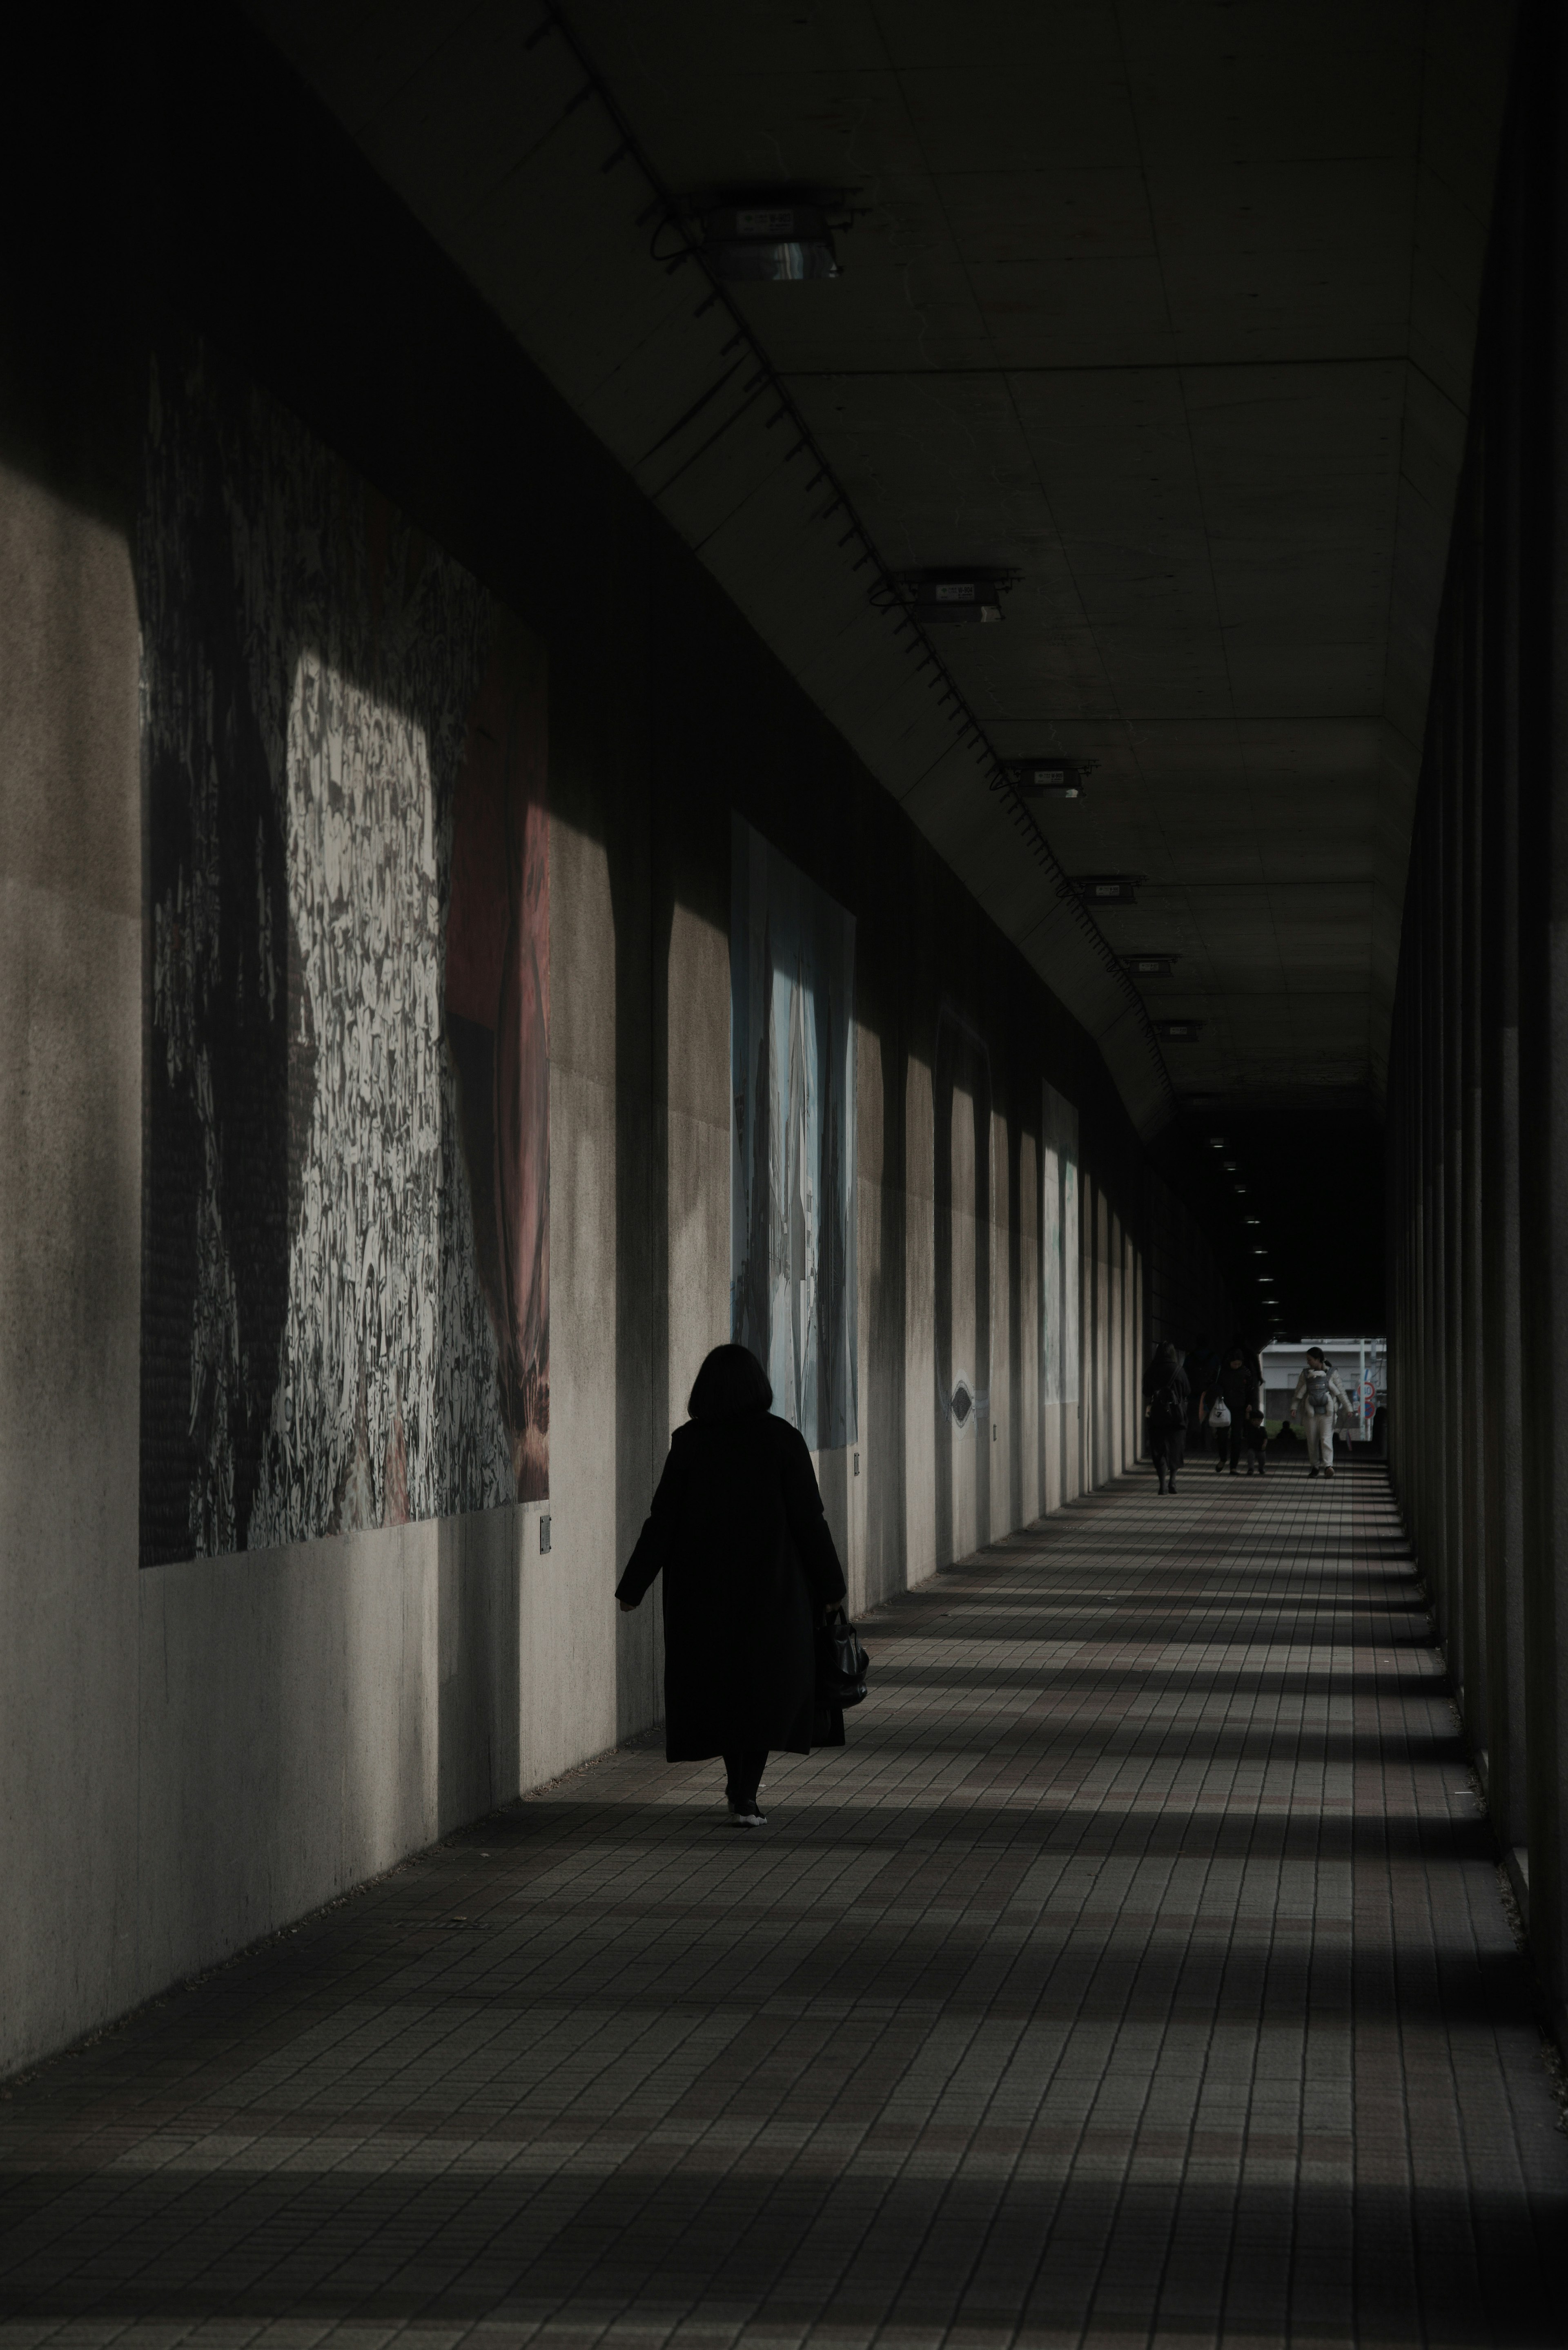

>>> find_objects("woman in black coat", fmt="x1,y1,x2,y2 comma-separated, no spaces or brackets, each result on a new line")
615,1343,847,1826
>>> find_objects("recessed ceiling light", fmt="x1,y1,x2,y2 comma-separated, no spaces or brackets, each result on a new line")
1008,758,1099,801
696,197,840,280
1073,873,1143,905
900,571,1015,624
1153,1018,1202,1041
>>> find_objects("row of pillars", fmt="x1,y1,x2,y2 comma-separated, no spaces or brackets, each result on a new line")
1387,0,1567,2040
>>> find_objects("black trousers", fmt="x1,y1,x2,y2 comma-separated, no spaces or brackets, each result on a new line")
1149,1427,1185,1477
723,1750,768,1808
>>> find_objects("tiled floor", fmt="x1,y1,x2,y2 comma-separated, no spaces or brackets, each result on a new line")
2,1464,1565,2348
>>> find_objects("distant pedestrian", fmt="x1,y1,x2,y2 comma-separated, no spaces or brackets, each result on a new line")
1143,1340,1190,1494
1293,1347,1351,1479
1212,1340,1262,1475
1185,1332,1220,1451
615,1343,847,1825
1240,1404,1268,1475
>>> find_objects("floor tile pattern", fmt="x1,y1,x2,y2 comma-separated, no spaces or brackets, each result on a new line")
2,1465,1564,2348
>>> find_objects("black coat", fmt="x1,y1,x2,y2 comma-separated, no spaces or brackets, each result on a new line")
1217,1356,1261,1413
1143,1358,1190,1417
615,1409,848,1761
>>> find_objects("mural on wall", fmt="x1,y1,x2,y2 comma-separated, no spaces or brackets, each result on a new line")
138,343,548,1568
1042,1081,1080,1407
730,816,857,1449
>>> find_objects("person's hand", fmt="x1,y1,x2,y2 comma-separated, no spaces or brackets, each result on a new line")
618,1596,637,1613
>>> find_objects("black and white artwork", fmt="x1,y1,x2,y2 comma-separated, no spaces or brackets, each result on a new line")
138,344,549,1567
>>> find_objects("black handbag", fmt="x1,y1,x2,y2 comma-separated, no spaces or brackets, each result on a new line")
815,1608,869,1707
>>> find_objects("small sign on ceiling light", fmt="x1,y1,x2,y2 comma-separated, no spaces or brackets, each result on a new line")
698,200,840,280
893,569,1018,626
1009,757,1098,800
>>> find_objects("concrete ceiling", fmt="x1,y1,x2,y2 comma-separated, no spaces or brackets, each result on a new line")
247,0,1515,1137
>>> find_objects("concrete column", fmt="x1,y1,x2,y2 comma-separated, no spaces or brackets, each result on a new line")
1421,800,1448,1635
1460,516,1488,1734
1481,136,1530,1853
1107,1206,1123,1477
1441,651,1468,1701
1516,0,1568,2033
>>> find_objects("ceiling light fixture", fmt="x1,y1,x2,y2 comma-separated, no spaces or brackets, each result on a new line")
690,194,843,280
1125,952,1180,977
1073,873,1143,906
1153,1018,1203,1042
1007,757,1098,800
897,569,1017,625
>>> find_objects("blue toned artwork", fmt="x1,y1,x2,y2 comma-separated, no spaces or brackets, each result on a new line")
731,817,858,1449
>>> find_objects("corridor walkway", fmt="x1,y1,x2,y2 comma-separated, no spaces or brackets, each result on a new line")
2,1467,1565,2348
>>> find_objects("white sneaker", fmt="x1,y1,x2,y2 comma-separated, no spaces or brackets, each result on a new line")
728,1803,767,1828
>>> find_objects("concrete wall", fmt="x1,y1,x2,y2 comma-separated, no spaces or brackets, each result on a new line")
0,8,1198,2074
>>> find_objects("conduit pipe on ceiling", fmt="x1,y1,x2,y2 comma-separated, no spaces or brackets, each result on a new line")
526,2,1178,1130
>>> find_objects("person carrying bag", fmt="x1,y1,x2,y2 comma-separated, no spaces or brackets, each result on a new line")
1211,1340,1263,1475
616,1342,849,1827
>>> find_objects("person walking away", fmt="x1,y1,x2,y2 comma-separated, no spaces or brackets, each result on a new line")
1213,1341,1262,1474
1241,1404,1268,1475
1143,1340,1189,1494
615,1342,846,1825
1293,1347,1351,1479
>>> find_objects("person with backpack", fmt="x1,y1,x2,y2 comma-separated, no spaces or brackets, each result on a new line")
1143,1340,1190,1495
1292,1346,1352,1478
